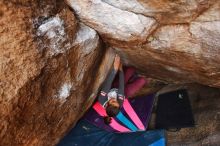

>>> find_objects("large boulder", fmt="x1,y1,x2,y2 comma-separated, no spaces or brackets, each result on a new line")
66,0,158,47
0,1,114,145
1,0,220,145
67,0,220,88
101,0,215,24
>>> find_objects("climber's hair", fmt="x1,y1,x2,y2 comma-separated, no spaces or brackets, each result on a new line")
104,116,112,125
103,104,120,125
106,104,120,117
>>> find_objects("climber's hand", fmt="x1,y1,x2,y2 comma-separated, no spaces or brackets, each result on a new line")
114,54,120,71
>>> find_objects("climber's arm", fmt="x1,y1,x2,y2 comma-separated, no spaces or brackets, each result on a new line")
118,65,125,106
98,69,117,105
98,55,120,105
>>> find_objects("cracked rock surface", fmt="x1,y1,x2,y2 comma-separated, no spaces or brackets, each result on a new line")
1,0,220,145
103,0,216,24
66,0,157,46
0,1,114,145
67,0,220,88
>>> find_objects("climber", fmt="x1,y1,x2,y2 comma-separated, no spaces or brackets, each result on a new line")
96,54,153,127
97,54,125,124
58,55,197,145
57,55,166,146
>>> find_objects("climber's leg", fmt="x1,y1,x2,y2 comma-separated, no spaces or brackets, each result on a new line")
124,67,136,84
125,77,147,97
112,66,147,97
112,66,135,88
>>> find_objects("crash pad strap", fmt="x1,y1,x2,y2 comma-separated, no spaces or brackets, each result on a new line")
123,99,145,130
93,102,130,132
116,112,138,131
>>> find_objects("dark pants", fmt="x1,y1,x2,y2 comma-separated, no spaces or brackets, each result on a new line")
57,120,165,146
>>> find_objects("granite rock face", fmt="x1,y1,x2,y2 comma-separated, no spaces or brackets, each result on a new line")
66,0,158,47
67,0,220,88
102,0,215,24
1,0,220,145
0,1,113,145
